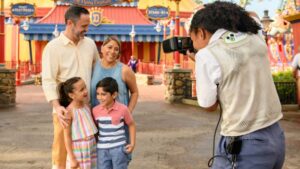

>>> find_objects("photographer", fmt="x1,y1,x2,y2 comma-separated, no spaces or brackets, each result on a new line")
188,2,285,169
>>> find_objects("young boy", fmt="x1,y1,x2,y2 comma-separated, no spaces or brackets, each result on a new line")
92,77,136,169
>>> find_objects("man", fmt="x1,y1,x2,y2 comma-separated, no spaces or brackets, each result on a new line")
189,2,285,169
291,51,300,106
42,6,99,169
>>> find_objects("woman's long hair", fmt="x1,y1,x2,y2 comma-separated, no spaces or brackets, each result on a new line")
190,1,261,35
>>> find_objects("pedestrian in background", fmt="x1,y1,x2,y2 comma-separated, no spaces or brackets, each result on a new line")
188,1,285,168
42,6,99,169
58,77,97,169
291,51,300,106
127,55,138,73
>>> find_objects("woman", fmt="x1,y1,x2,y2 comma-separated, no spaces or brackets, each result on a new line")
188,1,285,169
90,36,138,112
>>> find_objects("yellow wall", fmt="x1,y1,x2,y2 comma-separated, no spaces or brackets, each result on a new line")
4,0,54,8
5,24,36,63
4,25,12,62
143,43,149,62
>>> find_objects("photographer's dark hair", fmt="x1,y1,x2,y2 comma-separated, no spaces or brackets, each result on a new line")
65,6,89,24
190,1,261,35
96,77,119,95
58,77,82,107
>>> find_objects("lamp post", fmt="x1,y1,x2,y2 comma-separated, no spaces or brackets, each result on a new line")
129,25,136,57
260,10,273,44
0,0,4,63
170,0,181,68
154,20,169,66
15,19,21,86
52,24,60,37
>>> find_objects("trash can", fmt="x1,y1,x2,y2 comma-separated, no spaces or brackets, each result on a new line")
147,75,154,85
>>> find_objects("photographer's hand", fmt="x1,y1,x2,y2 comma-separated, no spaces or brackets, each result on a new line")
186,50,195,62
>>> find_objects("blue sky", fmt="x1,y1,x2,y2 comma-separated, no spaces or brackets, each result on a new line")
202,0,283,19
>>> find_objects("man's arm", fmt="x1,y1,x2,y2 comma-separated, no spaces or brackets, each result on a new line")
42,44,69,127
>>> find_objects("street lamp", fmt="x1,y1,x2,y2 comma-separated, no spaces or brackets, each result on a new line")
129,25,136,57
52,24,60,37
168,19,175,34
154,22,161,33
21,19,29,31
260,10,273,44
170,0,181,68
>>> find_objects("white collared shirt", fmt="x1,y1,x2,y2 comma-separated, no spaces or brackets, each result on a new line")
42,32,99,103
195,29,226,107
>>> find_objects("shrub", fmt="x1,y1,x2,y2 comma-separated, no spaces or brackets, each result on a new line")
272,70,297,104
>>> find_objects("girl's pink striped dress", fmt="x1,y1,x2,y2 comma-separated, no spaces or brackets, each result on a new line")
66,105,98,169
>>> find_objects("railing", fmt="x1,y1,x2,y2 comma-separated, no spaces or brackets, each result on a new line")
5,61,42,82
274,82,297,104
184,79,297,105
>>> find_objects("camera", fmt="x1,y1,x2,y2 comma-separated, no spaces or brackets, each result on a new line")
162,37,196,55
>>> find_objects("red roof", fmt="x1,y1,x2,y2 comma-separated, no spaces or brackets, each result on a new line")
38,5,153,25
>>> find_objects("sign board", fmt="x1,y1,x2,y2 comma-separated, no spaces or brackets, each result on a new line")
60,0,126,6
11,3,35,17
90,8,103,26
146,6,170,20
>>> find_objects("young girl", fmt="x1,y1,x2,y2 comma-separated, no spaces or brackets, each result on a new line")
58,77,98,169
92,77,136,169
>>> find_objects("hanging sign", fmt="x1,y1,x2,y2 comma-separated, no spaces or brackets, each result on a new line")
60,0,127,6
11,3,35,17
146,6,170,20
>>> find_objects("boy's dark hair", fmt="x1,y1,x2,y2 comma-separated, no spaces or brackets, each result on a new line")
190,1,261,35
96,77,119,95
58,77,82,107
65,6,89,24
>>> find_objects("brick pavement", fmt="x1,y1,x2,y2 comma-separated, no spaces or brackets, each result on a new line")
0,84,299,169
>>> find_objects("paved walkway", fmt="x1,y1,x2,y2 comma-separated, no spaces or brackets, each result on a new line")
0,84,300,169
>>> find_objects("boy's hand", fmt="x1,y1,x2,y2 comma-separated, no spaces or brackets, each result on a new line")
125,144,135,153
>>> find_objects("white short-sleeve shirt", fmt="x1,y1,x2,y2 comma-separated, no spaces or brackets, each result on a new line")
195,29,225,108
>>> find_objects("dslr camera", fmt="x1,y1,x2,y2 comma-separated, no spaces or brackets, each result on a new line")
162,37,196,55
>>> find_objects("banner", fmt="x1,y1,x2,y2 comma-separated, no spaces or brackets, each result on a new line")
60,0,129,6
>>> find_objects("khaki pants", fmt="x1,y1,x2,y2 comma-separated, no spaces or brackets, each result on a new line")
52,114,67,169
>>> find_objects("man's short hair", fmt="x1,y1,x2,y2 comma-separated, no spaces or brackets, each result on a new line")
65,6,89,24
